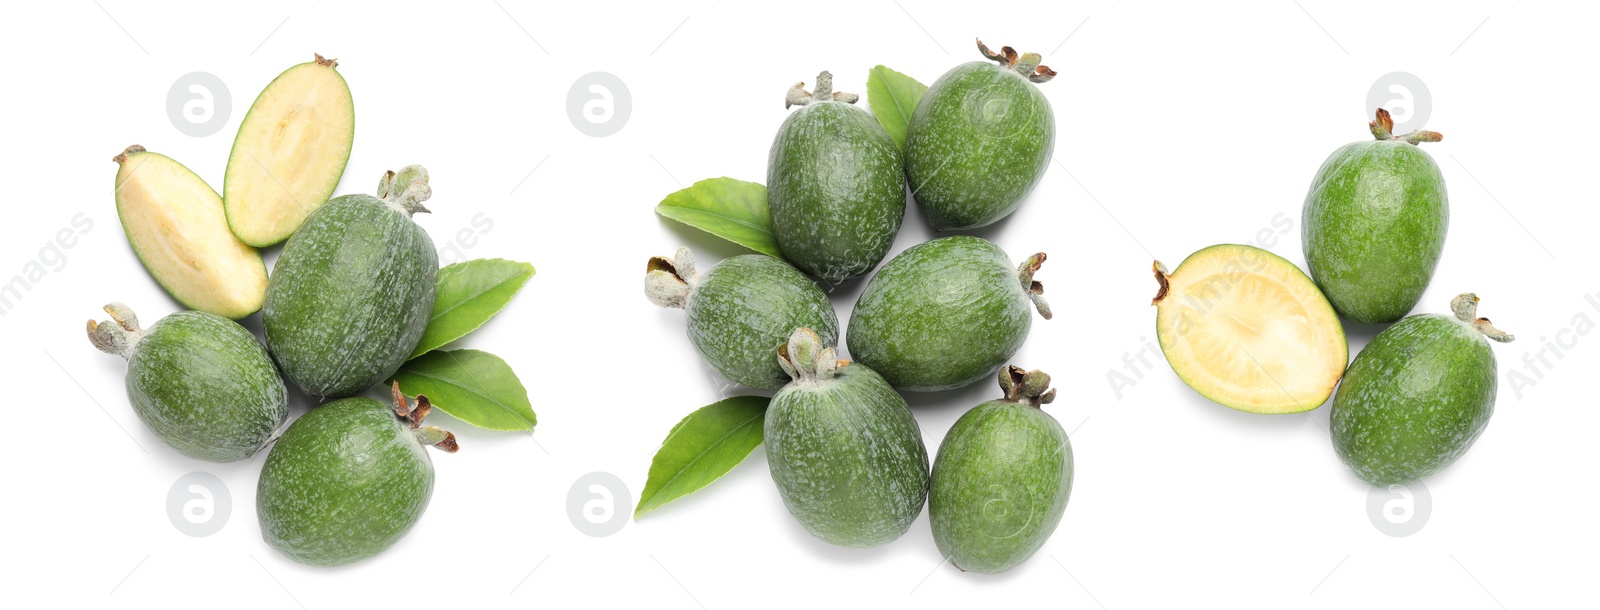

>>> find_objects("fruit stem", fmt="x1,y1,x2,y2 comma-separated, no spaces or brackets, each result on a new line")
645,247,698,309
977,39,1057,83
785,71,861,109
376,166,433,216
86,302,145,359
1369,108,1442,146
418,426,460,453
1450,293,1514,343
111,144,145,164
314,53,338,69
1017,253,1052,319
390,382,460,452
998,365,1057,408
777,327,844,384
1151,261,1171,305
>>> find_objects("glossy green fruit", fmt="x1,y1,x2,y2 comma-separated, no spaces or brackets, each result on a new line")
847,236,1050,391
931,366,1072,574
1303,108,1448,324
263,167,438,399
905,40,1056,230
1331,293,1512,486
765,328,929,548
767,71,905,281
87,303,286,462
646,249,838,390
258,385,457,566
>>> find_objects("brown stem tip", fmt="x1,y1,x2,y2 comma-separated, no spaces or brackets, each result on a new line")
314,53,338,68
999,365,1057,408
645,247,696,309
976,38,1056,83
1151,261,1170,305
1017,253,1052,320
1450,292,1514,343
1370,108,1443,145
112,144,146,164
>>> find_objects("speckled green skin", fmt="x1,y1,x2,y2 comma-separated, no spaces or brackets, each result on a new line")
930,400,1072,573
1303,141,1448,324
686,255,838,390
263,195,437,399
904,62,1054,230
1331,315,1497,485
124,311,287,462
767,100,906,281
257,397,434,566
765,363,929,548
848,236,1034,391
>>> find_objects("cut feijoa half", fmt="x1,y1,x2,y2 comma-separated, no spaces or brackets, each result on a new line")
223,53,354,247
1151,244,1347,413
113,146,268,319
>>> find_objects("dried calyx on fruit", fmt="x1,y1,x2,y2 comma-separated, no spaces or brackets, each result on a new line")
257,381,457,567
1302,107,1449,324
88,302,287,462
645,247,838,391
904,39,1058,230
1332,293,1513,486
930,365,1073,574
263,166,439,399
769,71,906,282
765,328,929,548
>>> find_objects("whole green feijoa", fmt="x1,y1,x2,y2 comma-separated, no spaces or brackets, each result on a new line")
263,166,438,399
258,384,458,567
931,366,1072,574
847,236,1050,391
768,71,906,281
1303,108,1448,324
905,40,1056,231
646,248,838,390
765,328,929,548
1332,293,1513,486
87,303,287,462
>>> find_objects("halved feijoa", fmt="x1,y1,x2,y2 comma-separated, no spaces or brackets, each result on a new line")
223,53,354,247
1151,244,1347,413
113,146,268,319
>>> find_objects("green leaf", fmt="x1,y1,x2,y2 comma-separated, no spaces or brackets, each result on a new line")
412,259,536,359
654,177,780,257
391,349,536,431
634,396,769,519
866,65,929,150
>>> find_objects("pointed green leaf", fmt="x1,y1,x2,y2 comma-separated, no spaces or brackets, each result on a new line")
391,349,536,431
634,396,769,518
654,177,780,257
412,258,536,358
866,65,929,150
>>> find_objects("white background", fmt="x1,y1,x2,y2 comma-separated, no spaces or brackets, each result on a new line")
2,1,1595,608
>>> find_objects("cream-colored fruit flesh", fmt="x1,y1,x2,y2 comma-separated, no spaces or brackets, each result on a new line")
1155,245,1347,413
115,151,268,319
223,60,354,247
